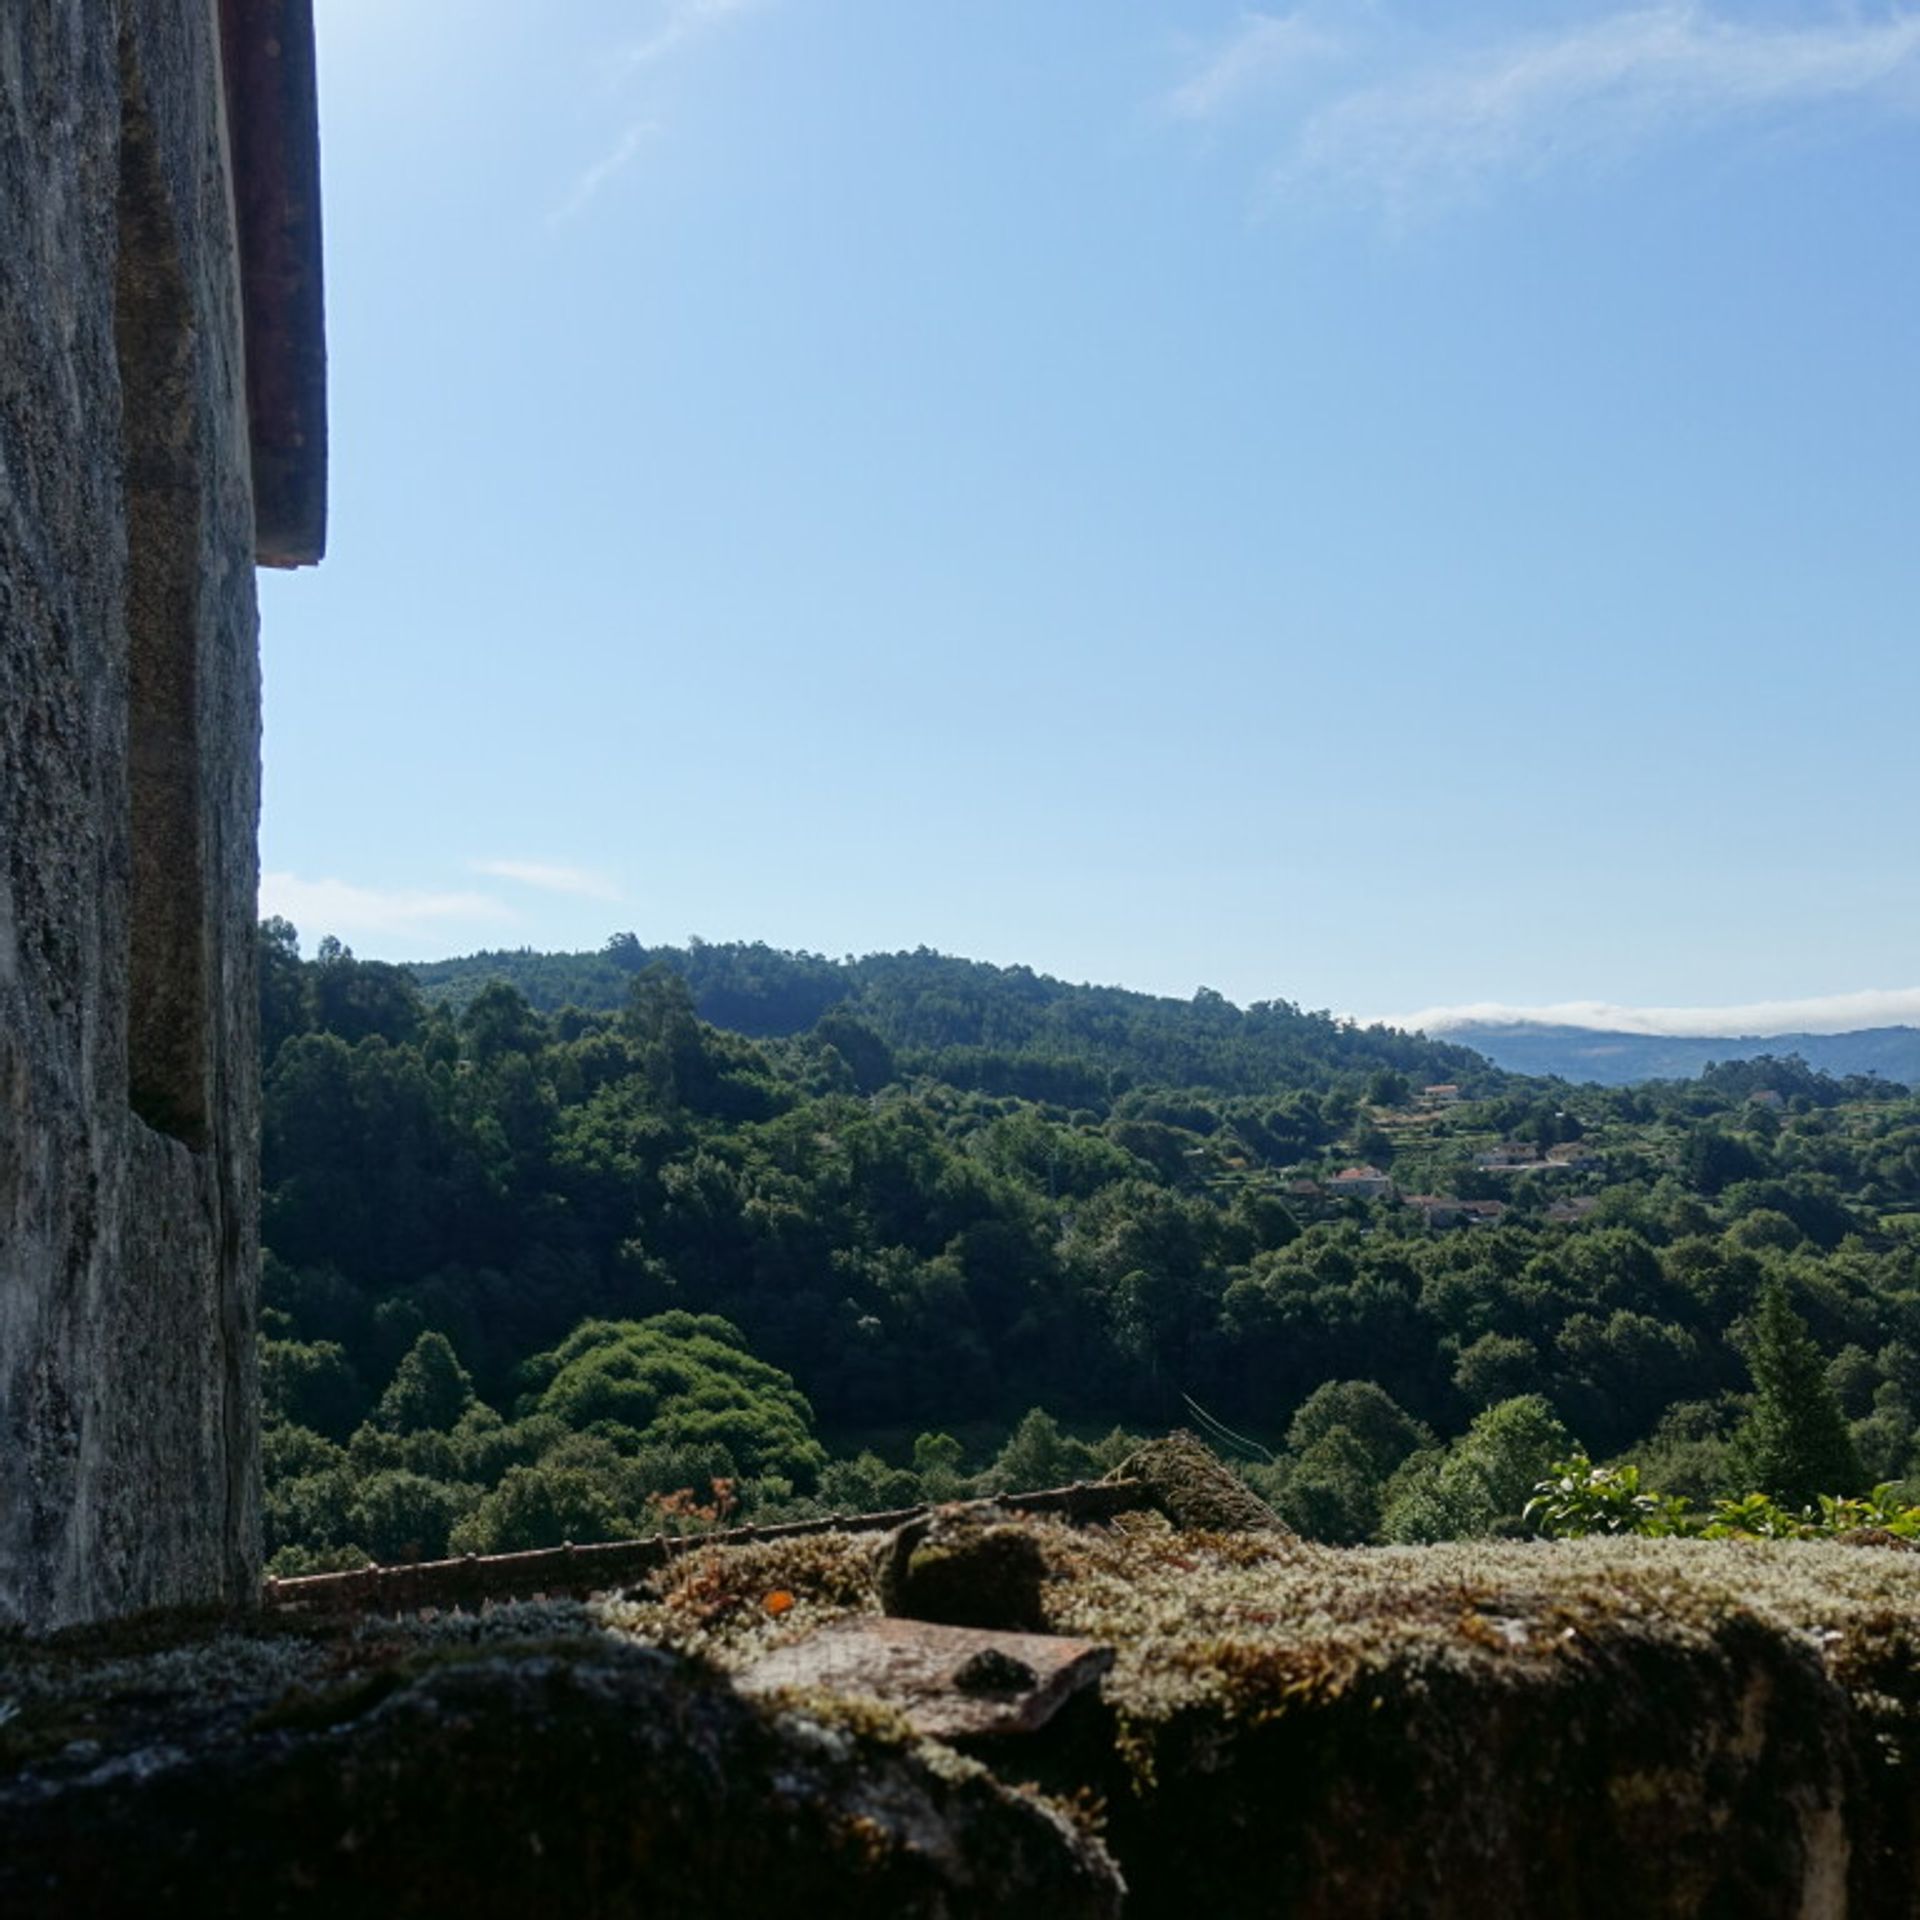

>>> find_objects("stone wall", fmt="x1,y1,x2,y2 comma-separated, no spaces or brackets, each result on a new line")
8,1532,1920,1914
0,0,263,1628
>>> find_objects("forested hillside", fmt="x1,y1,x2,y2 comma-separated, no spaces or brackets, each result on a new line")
408,936,1492,1099
261,923,1920,1572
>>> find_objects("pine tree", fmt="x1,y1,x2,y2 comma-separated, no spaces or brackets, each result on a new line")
1725,1280,1864,1506
374,1331,475,1436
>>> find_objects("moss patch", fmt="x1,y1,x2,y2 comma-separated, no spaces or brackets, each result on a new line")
9,1532,1920,1916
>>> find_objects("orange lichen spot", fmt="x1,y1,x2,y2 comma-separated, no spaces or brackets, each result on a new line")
763,1589,796,1616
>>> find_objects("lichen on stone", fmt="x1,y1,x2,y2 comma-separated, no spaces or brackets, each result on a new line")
0,1606,1122,1917
874,1503,1051,1630
595,1522,1920,1916
1103,1431,1293,1536
13,1527,1920,1916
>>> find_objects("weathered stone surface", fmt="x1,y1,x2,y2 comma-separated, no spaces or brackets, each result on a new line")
0,1621,1124,1918
14,1536,1920,1914
1104,1430,1292,1536
876,1503,1052,1629
611,1526,1920,1917
737,1616,1115,1740
1045,1531,1920,1919
1,0,277,1626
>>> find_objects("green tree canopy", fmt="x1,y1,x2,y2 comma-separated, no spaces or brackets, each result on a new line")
262,1336,367,1441
525,1313,826,1488
375,1331,476,1436
450,1460,629,1555
980,1407,1097,1491
1726,1280,1866,1506
1286,1379,1430,1480
1382,1395,1573,1544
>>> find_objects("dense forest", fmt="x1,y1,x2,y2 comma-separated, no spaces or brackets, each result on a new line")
261,925,1920,1571
407,935,1494,1101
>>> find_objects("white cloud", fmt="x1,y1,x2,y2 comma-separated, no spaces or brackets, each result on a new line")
261,872,514,942
1291,7,1920,208
556,0,766,220
1378,986,1920,1039
618,0,762,74
1170,5,1920,213
552,119,660,224
1168,11,1345,122
470,859,623,902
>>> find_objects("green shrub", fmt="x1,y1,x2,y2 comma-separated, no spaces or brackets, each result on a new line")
977,1408,1097,1493
526,1314,826,1488
1525,1456,1688,1538
349,1469,480,1564
1382,1396,1573,1543
450,1460,631,1554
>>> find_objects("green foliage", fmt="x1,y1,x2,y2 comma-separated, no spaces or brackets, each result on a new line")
1725,1280,1867,1506
1272,1427,1388,1544
811,1010,896,1095
262,1440,358,1565
1631,1399,1737,1504
1525,1462,1920,1543
1381,1396,1573,1544
460,981,546,1064
259,917,309,1064
527,1313,827,1488
409,940,1490,1094
261,1337,367,1440
1085,1426,1152,1475
449,1460,629,1555
1268,1380,1432,1542
1285,1379,1429,1472
374,1331,475,1436
349,1469,478,1565
912,1431,969,1501
1809,1488,1920,1538
308,935,425,1047
979,1408,1098,1492
1451,1333,1539,1412
256,922,1920,1562
1366,1069,1412,1108
1525,1456,1690,1538
1696,1491,1805,1539
817,1451,923,1514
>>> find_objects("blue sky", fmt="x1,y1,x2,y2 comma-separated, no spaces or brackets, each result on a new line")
259,1,1920,1034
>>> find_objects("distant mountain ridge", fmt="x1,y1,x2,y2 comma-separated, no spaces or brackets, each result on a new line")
407,939,1495,1099
1439,1021,1920,1090
402,944,1919,1094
